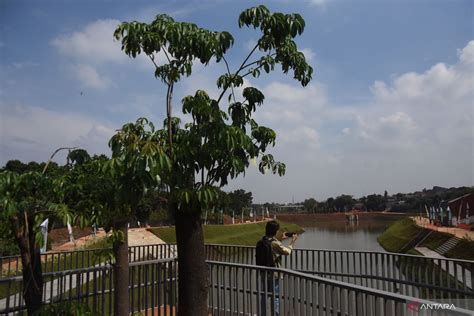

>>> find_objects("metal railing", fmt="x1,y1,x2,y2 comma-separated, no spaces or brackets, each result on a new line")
1,243,473,314
205,244,474,308
0,258,178,315
208,260,474,316
2,257,472,316
0,244,177,277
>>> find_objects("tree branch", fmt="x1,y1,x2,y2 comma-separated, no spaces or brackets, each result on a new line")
42,147,77,174
216,43,259,104
161,46,172,63
221,56,236,103
240,53,277,71
166,83,174,157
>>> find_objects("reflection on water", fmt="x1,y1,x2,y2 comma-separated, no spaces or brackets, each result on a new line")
293,217,404,252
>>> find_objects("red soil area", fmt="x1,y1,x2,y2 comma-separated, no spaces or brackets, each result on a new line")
48,227,95,249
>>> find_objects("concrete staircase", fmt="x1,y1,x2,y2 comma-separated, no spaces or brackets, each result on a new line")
400,229,431,253
434,236,461,255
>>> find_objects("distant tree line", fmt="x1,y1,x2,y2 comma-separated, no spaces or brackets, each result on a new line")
288,187,474,214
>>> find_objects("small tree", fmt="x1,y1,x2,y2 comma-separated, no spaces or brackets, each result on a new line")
0,167,72,314
114,5,313,315
64,123,169,316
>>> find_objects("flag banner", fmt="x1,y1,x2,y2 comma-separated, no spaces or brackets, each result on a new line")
40,219,49,254
458,201,463,222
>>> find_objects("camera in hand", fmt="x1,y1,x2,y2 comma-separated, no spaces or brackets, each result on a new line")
285,232,295,237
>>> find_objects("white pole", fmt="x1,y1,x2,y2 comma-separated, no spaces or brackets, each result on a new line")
40,219,49,254
67,220,74,243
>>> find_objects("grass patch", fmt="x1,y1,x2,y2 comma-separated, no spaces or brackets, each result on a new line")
445,237,474,261
396,255,468,300
419,231,451,251
148,220,303,246
377,218,421,253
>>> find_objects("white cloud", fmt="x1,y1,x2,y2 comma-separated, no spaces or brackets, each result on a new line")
310,0,330,7
52,19,125,64
362,40,474,150
0,104,114,164
52,19,166,67
12,61,39,69
244,39,258,51
228,40,474,202
300,48,316,61
458,40,474,65
51,19,167,89
71,64,110,89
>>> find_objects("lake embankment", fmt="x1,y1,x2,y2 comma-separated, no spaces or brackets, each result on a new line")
277,212,410,222
378,218,474,260
148,220,303,246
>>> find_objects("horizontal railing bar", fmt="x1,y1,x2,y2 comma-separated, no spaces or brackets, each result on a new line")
207,260,469,304
0,257,179,284
208,260,474,315
204,243,474,264
298,270,474,296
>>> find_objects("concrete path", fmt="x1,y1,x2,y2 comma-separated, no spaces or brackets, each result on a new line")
413,217,474,239
128,228,166,247
415,247,472,289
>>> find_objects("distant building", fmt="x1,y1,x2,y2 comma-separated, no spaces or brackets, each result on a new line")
448,193,474,227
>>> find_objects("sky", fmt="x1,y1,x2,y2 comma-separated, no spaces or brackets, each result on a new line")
0,0,473,203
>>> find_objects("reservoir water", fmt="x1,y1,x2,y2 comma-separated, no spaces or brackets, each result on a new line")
284,214,407,251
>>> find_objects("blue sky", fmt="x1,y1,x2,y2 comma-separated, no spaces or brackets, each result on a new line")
1,0,473,203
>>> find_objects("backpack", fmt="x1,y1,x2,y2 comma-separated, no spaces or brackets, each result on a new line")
255,236,275,267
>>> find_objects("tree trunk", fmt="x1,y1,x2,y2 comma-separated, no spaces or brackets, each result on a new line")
175,203,209,316
13,214,43,315
113,221,129,316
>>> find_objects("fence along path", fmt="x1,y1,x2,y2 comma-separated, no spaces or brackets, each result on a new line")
208,260,474,316
0,243,473,314
204,244,474,310
0,244,177,312
1,257,472,316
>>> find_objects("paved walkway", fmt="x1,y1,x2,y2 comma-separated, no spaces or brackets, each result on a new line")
415,247,472,289
128,228,166,247
412,217,474,239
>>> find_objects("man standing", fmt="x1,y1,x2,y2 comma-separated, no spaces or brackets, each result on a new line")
256,220,298,315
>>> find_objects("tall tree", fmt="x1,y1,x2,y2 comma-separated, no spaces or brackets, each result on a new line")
365,194,386,211
333,194,354,212
303,198,318,212
114,5,312,315
228,189,253,213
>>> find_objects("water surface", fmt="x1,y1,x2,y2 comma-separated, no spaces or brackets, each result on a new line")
290,215,405,252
